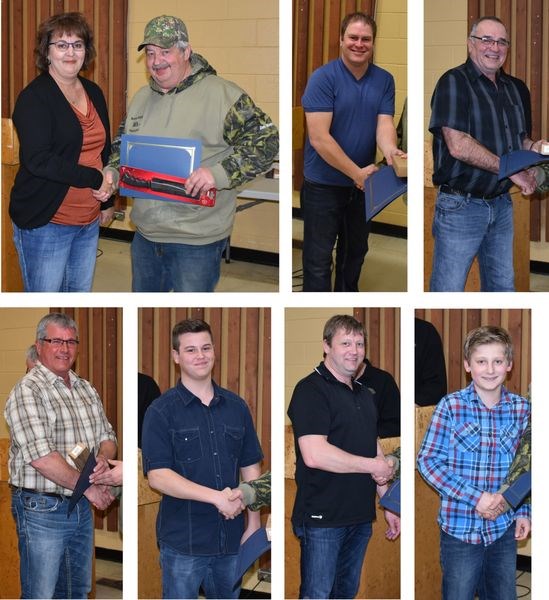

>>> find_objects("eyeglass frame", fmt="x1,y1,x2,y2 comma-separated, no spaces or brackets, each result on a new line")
469,35,510,48
40,337,80,348
48,40,86,52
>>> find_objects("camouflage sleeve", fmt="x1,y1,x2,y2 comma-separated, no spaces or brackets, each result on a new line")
504,418,531,486
221,94,279,188
239,470,271,511
386,446,401,480
535,162,549,193
106,115,127,172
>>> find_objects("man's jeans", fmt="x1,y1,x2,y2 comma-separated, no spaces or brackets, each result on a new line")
131,231,228,292
440,525,518,600
12,219,99,292
11,489,93,599
159,543,239,599
293,522,372,599
301,180,371,292
430,191,514,291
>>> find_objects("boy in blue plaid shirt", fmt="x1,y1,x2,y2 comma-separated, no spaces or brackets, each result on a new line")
417,326,530,600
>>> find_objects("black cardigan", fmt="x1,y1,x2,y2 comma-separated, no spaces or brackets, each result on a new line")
10,72,113,229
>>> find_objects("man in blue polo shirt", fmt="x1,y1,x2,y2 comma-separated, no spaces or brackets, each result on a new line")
429,16,546,292
142,318,263,599
300,12,405,292
288,314,399,598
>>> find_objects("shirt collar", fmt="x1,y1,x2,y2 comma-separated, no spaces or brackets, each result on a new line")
465,381,512,407
465,57,509,86
176,378,224,406
314,362,363,389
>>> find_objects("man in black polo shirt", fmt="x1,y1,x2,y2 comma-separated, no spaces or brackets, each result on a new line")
288,314,399,599
429,16,546,291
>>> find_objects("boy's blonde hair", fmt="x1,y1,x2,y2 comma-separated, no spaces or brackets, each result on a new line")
463,325,513,363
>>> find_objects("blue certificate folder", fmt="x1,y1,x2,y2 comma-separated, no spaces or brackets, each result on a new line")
233,527,271,586
119,134,202,200
498,149,549,180
379,479,400,515
364,165,407,221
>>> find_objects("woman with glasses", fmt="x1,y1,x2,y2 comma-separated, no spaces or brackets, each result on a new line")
10,12,115,292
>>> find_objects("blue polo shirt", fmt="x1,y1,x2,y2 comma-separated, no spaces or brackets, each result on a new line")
142,379,263,555
302,58,395,186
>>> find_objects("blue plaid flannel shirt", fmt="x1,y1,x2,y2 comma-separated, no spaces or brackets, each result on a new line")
417,383,530,545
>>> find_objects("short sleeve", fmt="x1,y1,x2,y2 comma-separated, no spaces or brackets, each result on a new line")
302,66,335,113
429,70,470,136
288,378,332,438
141,403,174,475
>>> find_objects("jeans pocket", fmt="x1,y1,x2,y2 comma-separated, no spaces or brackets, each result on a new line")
436,192,468,213
22,492,62,513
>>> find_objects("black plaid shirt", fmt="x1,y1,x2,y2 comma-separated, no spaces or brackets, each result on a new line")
429,58,528,196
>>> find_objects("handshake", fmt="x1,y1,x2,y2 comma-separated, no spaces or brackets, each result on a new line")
371,455,398,486
215,487,246,520
475,491,506,520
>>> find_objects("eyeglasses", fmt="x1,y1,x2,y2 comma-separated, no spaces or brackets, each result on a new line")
470,35,510,48
40,338,79,348
48,41,86,52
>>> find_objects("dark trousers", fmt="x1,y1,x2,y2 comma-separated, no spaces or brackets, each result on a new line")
301,180,370,292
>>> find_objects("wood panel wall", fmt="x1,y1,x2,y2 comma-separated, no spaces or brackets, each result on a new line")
467,0,549,240
415,308,531,396
293,0,377,190
51,306,123,535
353,306,400,386
139,307,271,471
1,0,128,140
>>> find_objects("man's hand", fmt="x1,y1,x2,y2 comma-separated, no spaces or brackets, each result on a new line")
370,456,394,484
515,517,531,540
215,488,244,519
475,492,505,520
384,148,407,167
526,139,549,153
93,170,116,202
90,459,123,486
84,483,115,510
99,207,115,226
384,510,400,540
510,169,537,195
227,487,245,505
240,520,261,545
92,454,111,478
186,167,216,197
353,164,378,191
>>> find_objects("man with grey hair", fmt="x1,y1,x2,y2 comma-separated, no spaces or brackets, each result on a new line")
4,312,117,599
106,15,278,292
429,15,547,292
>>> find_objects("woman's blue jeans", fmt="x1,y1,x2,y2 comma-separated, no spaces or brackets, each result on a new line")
293,522,372,599
159,543,239,599
131,231,228,292
11,489,93,599
430,191,514,292
12,219,99,292
440,525,518,600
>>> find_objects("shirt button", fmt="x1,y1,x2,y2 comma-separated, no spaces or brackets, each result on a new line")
213,452,218,456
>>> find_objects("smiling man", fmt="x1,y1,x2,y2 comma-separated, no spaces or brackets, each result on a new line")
429,16,547,292
4,312,117,599
287,314,399,599
141,318,263,599
300,12,404,292
106,15,278,292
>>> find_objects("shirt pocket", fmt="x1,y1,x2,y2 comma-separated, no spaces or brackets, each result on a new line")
224,425,244,460
453,421,481,453
497,422,520,454
172,427,202,464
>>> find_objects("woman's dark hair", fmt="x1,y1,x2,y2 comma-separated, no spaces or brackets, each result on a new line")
35,12,96,73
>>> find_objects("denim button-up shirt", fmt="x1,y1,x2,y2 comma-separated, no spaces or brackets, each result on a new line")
417,383,530,545
142,380,263,555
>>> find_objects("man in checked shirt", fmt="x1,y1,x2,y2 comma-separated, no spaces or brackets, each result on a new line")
417,325,530,600
4,312,117,599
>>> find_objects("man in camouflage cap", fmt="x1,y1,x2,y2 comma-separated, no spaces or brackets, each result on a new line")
106,15,278,292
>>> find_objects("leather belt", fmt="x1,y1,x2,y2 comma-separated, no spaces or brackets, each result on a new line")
439,184,504,200
14,487,70,499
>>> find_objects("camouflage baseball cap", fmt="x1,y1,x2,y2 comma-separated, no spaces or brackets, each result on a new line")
137,15,189,51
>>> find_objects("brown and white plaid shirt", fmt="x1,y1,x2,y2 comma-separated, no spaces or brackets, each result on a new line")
4,362,117,495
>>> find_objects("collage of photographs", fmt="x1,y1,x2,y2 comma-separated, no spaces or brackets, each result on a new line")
0,1,547,599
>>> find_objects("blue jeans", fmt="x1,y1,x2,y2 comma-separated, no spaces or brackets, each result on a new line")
131,231,228,292
293,522,372,599
430,191,514,291
11,489,93,599
159,543,239,599
301,180,371,292
440,526,518,600
12,219,99,292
